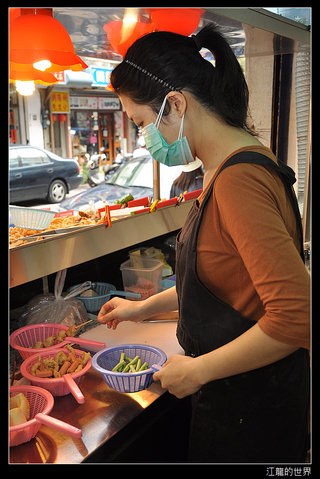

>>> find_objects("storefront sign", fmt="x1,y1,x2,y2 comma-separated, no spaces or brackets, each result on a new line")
52,71,66,83
89,66,113,86
70,96,120,111
51,91,70,113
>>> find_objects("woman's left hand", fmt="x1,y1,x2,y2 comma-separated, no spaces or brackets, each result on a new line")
153,354,203,399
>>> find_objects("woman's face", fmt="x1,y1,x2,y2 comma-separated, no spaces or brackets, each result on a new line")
119,94,183,145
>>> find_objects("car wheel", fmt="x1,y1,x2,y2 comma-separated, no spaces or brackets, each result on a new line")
48,179,67,203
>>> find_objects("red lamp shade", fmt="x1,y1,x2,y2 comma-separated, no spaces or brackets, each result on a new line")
147,8,204,36
103,20,154,57
9,7,21,25
9,62,58,84
9,8,87,73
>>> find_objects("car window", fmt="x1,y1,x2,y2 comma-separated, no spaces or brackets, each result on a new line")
9,149,21,169
17,148,50,167
109,158,147,186
130,158,153,188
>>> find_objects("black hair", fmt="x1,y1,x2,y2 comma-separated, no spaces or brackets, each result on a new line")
111,23,254,134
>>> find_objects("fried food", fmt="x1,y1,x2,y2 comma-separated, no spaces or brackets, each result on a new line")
31,324,83,349
10,392,30,421
30,349,90,378
9,209,102,248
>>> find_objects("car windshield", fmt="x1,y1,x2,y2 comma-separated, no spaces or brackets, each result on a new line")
107,157,153,188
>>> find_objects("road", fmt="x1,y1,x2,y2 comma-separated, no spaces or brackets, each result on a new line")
25,183,91,210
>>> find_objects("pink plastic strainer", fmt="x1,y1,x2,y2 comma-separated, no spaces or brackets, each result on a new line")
9,322,105,360
9,385,82,447
20,347,92,404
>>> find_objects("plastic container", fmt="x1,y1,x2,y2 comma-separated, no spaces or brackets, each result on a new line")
67,282,141,313
9,385,82,446
129,246,162,262
120,257,163,300
9,205,56,230
91,344,166,393
9,322,105,360
20,347,92,403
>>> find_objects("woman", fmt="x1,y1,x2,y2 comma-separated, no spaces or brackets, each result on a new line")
170,157,204,198
97,24,310,463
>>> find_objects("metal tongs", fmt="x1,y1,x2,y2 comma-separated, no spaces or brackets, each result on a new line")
18,225,95,242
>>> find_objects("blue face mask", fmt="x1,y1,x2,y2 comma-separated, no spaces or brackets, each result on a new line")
142,96,194,167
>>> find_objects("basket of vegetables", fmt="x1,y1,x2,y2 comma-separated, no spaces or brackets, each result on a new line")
91,344,166,393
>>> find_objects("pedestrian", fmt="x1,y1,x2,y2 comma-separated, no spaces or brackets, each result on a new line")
97,24,310,463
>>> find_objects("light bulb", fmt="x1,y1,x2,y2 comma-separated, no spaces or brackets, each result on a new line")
121,8,138,43
15,80,35,96
33,60,52,71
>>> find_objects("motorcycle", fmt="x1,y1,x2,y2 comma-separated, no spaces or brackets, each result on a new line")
87,153,106,187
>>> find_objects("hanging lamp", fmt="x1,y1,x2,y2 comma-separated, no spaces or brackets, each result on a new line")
10,8,87,71
9,8,87,94
145,8,204,36
103,19,154,58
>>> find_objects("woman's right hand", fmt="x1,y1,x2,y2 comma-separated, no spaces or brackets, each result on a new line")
97,297,145,330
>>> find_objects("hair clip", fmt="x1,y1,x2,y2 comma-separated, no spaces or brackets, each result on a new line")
124,59,178,91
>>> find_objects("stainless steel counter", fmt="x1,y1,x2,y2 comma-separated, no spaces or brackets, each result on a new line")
9,201,192,288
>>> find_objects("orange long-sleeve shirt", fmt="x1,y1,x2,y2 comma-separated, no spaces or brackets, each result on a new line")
197,146,310,350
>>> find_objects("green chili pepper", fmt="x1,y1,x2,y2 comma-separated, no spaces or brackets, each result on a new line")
113,354,149,373
138,362,149,371
112,359,126,372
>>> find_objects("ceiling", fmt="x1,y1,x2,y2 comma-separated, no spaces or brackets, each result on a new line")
52,7,246,61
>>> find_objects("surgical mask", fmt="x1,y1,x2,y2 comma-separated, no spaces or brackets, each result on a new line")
142,96,194,167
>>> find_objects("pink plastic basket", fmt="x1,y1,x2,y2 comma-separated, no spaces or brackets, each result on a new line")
9,322,105,360
20,347,92,404
9,385,82,447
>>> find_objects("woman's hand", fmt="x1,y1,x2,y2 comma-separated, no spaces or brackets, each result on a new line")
97,287,179,330
153,354,203,399
97,297,144,329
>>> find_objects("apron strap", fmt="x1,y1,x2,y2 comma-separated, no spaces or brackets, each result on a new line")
216,151,305,262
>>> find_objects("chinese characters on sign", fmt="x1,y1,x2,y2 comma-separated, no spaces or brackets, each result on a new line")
69,96,120,110
52,71,65,83
51,91,70,113
89,66,112,86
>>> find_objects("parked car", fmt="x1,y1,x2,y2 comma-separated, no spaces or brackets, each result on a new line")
60,154,183,211
9,145,83,203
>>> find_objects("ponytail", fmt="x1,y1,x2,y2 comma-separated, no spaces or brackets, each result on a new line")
111,23,254,134
193,24,251,133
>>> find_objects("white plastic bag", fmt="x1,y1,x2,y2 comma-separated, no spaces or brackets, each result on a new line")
22,269,90,326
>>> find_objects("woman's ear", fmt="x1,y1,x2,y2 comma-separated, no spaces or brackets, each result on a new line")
166,91,186,118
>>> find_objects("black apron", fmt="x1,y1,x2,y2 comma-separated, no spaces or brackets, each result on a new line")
175,151,310,463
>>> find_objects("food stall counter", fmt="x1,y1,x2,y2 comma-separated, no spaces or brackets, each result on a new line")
9,201,193,288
